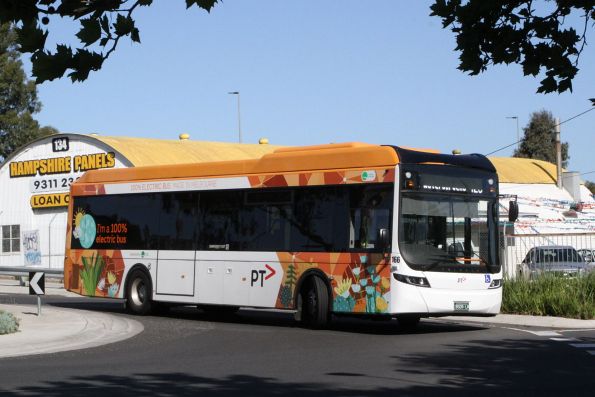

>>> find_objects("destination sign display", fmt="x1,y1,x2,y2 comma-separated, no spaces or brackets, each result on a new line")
418,173,487,194
402,165,496,196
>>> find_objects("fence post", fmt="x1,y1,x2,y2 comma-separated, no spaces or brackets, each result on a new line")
502,222,509,279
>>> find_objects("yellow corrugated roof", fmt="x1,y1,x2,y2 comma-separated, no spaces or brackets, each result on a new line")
489,157,559,184
76,142,399,184
82,136,562,185
90,135,283,166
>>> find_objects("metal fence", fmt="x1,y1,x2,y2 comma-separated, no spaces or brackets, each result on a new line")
0,212,67,278
501,232,595,279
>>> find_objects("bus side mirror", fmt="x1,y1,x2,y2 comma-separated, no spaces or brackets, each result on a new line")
508,201,519,223
377,228,390,253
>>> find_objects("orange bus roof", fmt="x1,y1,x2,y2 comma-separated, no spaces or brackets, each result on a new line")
76,142,401,184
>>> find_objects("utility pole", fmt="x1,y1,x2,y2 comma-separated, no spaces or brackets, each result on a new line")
555,117,562,189
506,116,519,151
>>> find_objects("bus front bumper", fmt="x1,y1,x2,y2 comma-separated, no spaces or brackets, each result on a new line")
391,282,502,316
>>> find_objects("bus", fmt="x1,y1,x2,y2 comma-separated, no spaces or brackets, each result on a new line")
64,142,510,328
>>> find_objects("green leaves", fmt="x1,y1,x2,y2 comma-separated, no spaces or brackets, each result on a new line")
76,17,101,47
70,49,104,82
430,0,593,94
113,14,135,37
31,46,104,83
15,22,48,53
513,110,570,168
0,23,57,161
5,0,221,83
186,0,218,11
31,45,73,83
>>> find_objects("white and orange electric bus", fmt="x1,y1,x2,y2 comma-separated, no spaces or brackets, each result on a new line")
64,143,508,327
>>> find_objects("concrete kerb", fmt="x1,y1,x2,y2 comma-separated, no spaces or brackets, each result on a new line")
0,304,144,359
0,280,143,359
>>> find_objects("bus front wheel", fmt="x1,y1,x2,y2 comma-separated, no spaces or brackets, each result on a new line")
300,276,329,329
126,270,153,315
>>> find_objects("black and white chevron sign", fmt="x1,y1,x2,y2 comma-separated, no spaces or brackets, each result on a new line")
29,272,45,295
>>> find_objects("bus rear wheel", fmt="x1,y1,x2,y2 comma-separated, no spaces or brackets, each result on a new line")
126,269,153,315
300,276,329,329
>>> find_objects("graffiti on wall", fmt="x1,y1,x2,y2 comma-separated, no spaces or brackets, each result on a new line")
22,230,41,266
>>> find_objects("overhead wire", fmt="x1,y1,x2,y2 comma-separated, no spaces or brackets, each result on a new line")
484,106,595,156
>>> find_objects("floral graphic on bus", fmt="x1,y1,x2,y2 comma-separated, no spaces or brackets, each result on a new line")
278,260,298,307
333,277,355,312
73,208,96,249
274,252,390,314
65,249,124,298
80,252,104,296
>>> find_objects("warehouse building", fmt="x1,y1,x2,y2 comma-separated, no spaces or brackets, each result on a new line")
491,157,595,234
0,133,279,269
1,134,593,271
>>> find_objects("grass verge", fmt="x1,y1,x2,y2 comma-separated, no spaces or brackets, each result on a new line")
0,310,20,335
502,272,595,319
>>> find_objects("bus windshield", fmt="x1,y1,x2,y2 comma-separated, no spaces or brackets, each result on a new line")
399,193,498,273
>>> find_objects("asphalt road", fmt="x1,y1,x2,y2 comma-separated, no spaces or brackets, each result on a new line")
1,294,594,397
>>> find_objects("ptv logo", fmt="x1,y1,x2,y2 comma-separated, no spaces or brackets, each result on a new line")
251,264,276,287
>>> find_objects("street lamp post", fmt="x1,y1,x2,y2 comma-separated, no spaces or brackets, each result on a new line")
506,116,520,151
228,91,242,143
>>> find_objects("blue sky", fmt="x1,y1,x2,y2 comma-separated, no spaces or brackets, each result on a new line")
28,1,595,175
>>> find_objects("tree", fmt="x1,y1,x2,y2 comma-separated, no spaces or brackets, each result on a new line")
0,23,57,162
3,1,593,90
585,181,595,195
430,1,594,94
0,0,219,84
513,110,569,168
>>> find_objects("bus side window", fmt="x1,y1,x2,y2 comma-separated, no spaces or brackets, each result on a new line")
158,192,199,250
199,190,241,250
349,185,392,251
290,186,349,252
73,193,161,250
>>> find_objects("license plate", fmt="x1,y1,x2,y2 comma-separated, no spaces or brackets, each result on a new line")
454,301,469,312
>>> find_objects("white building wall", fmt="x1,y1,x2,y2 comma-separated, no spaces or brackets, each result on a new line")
0,134,131,269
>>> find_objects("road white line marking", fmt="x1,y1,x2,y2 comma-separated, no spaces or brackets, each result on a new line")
532,330,562,337
555,329,595,333
501,327,562,336
569,344,595,349
550,337,580,342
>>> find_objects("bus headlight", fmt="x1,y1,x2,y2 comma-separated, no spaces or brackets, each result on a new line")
488,279,502,289
394,273,431,288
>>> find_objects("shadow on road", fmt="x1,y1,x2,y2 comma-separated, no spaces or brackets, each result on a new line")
3,295,594,396
45,296,487,336
2,338,594,397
